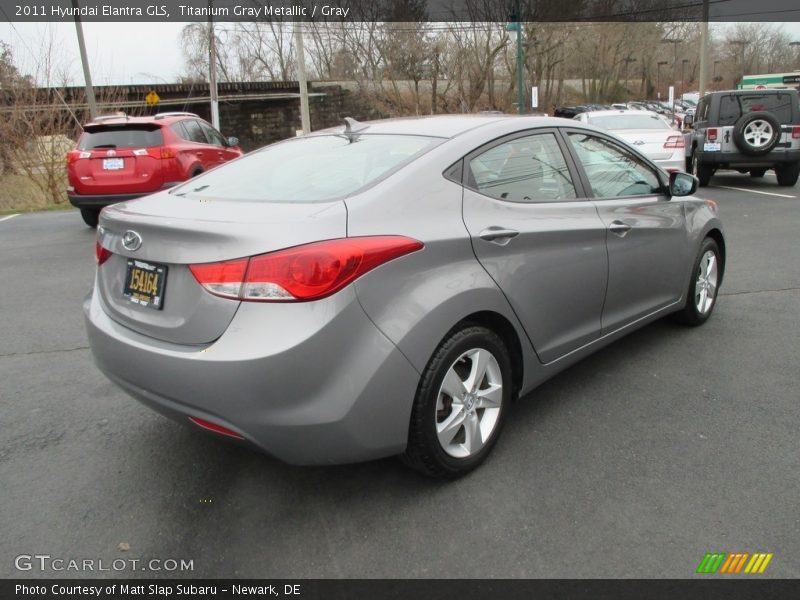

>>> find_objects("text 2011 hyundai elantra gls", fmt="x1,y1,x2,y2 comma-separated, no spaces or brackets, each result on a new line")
85,115,724,478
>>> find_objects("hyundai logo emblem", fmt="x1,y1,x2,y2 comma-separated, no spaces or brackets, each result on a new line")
121,230,142,252
105,149,117,157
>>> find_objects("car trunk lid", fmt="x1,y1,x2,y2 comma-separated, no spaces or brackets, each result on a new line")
95,193,348,344
614,129,676,160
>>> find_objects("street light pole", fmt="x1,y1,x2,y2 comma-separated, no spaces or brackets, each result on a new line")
681,59,689,97
623,57,636,101
506,0,525,115
729,40,748,88
657,61,669,99
698,0,709,97
661,37,682,122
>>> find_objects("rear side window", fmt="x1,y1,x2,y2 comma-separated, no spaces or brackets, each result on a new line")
718,94,794,126
78,126,163,149
171,134,442,202
467,133,577,202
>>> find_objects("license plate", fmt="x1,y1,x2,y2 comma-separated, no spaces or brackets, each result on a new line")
703,142,721,152
103,158,124,170
123,259,167,310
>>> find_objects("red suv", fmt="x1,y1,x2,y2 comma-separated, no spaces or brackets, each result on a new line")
67,112,243,227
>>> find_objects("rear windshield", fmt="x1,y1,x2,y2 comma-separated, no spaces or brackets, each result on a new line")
78,125,163,150
718,93,795,126
171,134,443,202
587,114,670,130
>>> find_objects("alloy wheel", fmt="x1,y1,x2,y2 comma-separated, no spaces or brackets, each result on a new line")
435,348,503,458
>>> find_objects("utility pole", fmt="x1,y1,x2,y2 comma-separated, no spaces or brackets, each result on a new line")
208,0,219,129
294,23,311,134
506,0,524,114
698,0,709,97
72,0,97,119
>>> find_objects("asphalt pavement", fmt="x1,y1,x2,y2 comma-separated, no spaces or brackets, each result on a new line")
1,174,798,579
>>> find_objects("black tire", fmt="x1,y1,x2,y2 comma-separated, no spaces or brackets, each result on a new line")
691,151,713,187
80,208,99,228
401,324,513,479
749,169,766,178
191,169,204,178
732,111,781,156
775,163,800,187
673,238,722,327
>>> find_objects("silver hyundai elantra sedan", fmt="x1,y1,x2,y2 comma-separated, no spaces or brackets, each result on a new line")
85,115,725,479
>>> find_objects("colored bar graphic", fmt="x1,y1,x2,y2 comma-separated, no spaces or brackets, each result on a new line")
744,553,774,574
700,552,773,574
697,553,726,574
719,553,750,573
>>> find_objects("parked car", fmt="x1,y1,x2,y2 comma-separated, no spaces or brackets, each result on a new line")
572,109,687,172
685,89,800,186
67,112,243,227
86,115,724,479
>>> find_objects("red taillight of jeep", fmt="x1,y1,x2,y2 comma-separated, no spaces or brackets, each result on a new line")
189,236,424,302
792,127,800,139
663,135,685,149
707,128,718,141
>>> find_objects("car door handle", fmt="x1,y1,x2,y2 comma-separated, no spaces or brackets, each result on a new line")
479,227,519,244
608,220,632,237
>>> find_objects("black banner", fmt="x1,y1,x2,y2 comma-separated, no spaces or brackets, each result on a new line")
1,0,800,23
4,579,800,600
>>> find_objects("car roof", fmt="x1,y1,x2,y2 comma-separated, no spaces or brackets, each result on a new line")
313,114,558,139
84,113,201,128
579,109,663,118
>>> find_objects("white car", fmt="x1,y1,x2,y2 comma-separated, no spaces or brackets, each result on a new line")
572,110,687,172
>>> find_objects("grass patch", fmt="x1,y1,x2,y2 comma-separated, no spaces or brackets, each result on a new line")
0,172,69,212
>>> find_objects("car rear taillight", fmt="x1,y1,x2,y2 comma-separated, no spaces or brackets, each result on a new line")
707,128,718,141
189,236,424,302
95,241,112,265
663,135,685,149
67,150,91,165
145,147,177,160
792,127,800,139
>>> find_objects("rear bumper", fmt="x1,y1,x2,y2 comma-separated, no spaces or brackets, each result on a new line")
84,284,420,465
67,183,180,209
696,148,800,167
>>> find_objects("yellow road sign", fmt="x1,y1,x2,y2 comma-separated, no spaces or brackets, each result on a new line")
145,90,160,106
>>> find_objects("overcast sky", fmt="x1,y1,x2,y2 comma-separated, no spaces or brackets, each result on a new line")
2,20,800,86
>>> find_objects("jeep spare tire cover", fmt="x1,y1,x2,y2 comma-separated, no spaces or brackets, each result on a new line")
732,111,781,156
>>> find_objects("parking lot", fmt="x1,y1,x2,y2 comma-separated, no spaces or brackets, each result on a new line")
1,174,798,579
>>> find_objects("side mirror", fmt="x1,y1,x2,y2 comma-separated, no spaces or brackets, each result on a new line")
683,113,694,128
669,171,698,197
227,136,239,147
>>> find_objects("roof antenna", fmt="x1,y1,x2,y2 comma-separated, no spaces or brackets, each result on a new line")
343,117,368,142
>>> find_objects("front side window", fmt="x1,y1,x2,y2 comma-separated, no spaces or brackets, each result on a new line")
467,133,577,202
199,121,227,147
567,133,663,198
